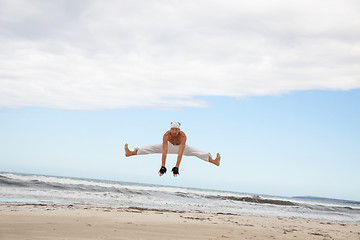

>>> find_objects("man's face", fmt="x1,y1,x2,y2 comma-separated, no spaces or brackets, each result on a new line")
170,128,180,136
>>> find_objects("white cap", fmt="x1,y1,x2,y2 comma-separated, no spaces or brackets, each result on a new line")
170,121,181,129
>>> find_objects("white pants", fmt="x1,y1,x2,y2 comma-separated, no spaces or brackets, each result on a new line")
136,142,211,162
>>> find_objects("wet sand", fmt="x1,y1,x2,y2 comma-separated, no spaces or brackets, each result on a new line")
0,202,359,239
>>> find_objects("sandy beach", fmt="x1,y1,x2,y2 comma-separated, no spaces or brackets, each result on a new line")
0,203,359,240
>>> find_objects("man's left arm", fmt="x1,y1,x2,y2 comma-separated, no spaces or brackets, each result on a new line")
173,134,187,175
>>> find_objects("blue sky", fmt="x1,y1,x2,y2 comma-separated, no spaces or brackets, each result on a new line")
1,90,360,201
1,0,360,200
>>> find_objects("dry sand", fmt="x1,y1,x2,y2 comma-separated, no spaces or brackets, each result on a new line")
0,202,359,240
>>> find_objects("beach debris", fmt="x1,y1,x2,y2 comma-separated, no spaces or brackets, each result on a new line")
283,228,298,234
309,231,332,238
180,215,207,221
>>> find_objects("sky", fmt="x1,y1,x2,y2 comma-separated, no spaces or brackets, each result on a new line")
1,0,360,200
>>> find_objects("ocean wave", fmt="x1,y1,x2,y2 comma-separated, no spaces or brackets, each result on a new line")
0,173,354,209
1,172,360,224
0,173,131,194
204,194,296,206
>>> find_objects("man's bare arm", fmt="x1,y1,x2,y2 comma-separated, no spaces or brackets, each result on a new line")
175,134,187,168
161,134,169,168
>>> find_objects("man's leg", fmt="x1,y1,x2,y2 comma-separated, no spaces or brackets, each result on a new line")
125,143,163,157
183,145,221,166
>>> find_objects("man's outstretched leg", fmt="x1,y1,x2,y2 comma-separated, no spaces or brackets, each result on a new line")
125,144,138,157
209,153,221,166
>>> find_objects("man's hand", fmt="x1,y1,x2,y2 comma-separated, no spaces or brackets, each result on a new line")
171,167,179,177
159,166,167,176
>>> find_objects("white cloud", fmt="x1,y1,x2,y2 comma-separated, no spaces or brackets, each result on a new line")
1,0,360,110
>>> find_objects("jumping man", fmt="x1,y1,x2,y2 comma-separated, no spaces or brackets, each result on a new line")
125,122,221,177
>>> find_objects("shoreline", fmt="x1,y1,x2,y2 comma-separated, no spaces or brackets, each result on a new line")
1,199,359,224
1,202,359,240
2,172,360,225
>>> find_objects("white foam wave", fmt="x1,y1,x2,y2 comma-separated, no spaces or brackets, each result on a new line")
0,173,253,199
1,172,359,224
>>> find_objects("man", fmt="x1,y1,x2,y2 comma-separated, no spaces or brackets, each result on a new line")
125,122,221,177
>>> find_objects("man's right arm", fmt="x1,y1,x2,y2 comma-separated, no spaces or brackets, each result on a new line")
161,133,168,167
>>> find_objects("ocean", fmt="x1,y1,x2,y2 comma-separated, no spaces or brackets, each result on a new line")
1,172,359,224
